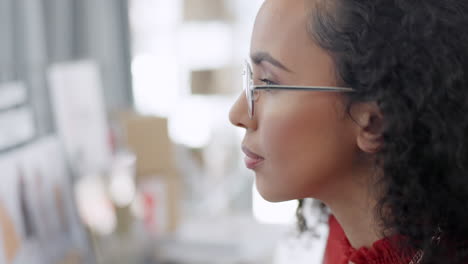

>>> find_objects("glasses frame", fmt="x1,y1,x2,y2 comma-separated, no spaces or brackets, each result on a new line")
243,60,355,119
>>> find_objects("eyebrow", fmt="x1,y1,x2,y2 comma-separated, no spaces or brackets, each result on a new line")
250,52,292,72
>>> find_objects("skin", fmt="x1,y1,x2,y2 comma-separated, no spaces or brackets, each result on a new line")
229,0,386,251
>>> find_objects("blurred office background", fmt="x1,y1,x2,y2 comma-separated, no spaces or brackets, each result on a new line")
0,0,328,264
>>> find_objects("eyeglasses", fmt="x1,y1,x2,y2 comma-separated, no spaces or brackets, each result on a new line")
243,60,355,119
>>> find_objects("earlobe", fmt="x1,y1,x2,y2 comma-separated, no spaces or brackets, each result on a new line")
357,129,383,153
353,103,384,154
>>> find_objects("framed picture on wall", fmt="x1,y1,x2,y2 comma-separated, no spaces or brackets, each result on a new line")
0,137,96,264
25,137,96,264
0,158,21,264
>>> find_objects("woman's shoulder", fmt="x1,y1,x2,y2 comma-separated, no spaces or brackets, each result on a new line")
324,214,421,264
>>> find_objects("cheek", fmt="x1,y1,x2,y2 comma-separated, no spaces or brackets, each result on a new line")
256,95,356,201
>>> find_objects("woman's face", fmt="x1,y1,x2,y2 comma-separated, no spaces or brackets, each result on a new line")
229,0,360,202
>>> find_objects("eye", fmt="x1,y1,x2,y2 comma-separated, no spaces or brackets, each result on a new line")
259,78,277,86
257,78,279,94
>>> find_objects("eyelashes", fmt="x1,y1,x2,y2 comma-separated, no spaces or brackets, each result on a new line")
258,78,278,85
257,78,279,94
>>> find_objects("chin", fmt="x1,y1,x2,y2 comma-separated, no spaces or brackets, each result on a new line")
255,185,296,203
260,195,286,203
255,179,318,203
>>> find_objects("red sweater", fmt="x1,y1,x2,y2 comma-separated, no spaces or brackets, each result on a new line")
323,215,417,264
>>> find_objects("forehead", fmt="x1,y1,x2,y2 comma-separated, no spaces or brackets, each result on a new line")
251,0,316,64
250,0,338,85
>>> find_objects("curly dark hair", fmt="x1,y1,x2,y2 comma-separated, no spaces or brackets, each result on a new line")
296,0,468,263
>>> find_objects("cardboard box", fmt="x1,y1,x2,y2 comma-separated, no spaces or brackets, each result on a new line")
120,112,180,233
191,70,216,95
139,176,180,234
183,0,231,21
190,66,242,95
121,113,176,177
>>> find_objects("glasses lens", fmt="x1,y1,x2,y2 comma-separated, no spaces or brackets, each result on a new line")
243,62,253,118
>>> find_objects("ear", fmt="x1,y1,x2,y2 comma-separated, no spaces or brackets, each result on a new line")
351,102,384,154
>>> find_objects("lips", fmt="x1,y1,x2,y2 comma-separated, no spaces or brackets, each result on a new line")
242,146,265,169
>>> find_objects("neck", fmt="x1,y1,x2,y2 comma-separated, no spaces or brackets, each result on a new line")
321,170,385,249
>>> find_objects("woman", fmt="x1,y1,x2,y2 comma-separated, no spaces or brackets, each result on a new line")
229,0,468,263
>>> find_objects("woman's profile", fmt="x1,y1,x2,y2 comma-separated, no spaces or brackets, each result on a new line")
229,0,468,263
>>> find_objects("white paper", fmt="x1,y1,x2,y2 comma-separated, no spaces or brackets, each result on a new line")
47,60,112,172
0,82,27,110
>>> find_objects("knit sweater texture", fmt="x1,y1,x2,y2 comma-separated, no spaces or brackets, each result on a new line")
324,215,418,264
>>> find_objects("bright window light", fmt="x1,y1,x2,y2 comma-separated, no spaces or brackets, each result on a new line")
130,0,182,31
252,183,298,225
131,53,182,117
167,96,215,148
168,96,233,148
178,22,233,70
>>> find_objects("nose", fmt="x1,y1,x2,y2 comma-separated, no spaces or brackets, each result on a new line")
229,92,257,130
